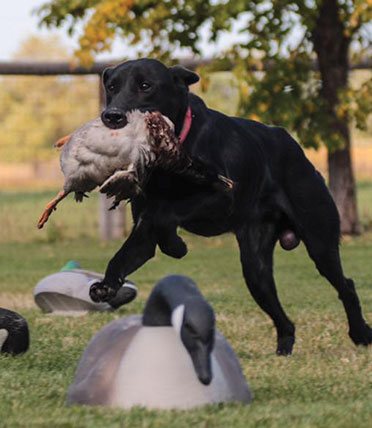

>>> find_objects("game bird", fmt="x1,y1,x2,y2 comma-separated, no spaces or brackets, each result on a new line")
37,111,233,229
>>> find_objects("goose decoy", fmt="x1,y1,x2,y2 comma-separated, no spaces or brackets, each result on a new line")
34,261,137,313
0,308,29,355
67,275,252,410
37,111,234,229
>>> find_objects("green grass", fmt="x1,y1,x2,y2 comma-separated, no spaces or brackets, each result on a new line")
0,191,371,427
1,181,372,244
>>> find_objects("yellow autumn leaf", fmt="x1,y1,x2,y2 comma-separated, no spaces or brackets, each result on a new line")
249,114,260,121
258,102,267,112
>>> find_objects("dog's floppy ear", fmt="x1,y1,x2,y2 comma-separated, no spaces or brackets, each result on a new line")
102,66,114,84
169,66,200,86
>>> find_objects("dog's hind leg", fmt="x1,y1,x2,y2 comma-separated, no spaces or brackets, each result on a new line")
302,231,372,346
236,221,296,355
283,151,372,346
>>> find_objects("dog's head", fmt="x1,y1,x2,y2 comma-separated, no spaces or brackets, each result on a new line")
101,58,199,133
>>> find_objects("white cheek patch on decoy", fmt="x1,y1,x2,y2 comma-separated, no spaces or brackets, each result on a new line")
0,329,9,350
171,305,185,336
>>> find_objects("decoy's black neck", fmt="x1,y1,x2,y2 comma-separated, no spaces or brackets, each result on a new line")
142,275,203,326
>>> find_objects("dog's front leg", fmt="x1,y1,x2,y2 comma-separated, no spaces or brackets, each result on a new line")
156,225,188,259
90,217,157,302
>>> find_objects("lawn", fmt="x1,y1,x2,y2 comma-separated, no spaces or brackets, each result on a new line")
0,191,371,427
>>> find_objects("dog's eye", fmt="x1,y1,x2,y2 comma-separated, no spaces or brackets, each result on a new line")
107,84,115,92
139,81,151,91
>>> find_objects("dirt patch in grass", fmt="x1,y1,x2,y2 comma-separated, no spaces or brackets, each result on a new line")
0,292,36,310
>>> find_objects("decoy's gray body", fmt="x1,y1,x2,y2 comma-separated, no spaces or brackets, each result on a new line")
67,275,252,410
33,269,137,314
0,308,29,355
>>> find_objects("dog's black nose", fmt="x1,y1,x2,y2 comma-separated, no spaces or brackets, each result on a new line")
101,108,128,129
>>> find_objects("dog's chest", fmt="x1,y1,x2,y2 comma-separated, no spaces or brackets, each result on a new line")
181,194,234,236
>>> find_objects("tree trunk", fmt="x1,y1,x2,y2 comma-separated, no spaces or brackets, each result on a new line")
328,141,360,235
312,0,360,234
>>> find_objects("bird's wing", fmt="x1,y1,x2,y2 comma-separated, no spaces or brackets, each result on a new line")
214,331,253,403
99,167,141,208
67,315,142,406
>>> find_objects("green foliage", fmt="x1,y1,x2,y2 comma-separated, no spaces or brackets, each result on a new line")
340,78,372,132
37,1,372,151
210,1,372,150
38,0,214,63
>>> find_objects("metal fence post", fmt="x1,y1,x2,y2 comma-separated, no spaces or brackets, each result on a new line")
98,78,127,241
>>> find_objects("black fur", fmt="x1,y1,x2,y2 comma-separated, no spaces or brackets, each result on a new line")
90,58,372,355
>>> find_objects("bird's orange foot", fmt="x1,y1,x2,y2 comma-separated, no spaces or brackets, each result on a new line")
37,190,67,229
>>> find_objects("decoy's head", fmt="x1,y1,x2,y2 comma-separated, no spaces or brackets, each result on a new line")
171,297,215,385
101,58,199,134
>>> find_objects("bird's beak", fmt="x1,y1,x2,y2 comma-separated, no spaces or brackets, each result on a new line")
189,343,213,385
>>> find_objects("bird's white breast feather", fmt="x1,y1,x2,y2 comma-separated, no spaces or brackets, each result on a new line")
110,327,232,409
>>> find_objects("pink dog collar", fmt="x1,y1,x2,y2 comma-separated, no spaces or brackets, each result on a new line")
178,106,192,144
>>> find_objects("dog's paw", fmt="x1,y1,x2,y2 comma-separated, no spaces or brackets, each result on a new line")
349,323,372,346
108,282,138,309
89,281,118,303
276,336,295,356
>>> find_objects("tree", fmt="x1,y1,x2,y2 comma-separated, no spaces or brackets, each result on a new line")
0,35,97,168
38,0,372,234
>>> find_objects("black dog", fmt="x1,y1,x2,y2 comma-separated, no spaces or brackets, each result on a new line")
90,58,371,355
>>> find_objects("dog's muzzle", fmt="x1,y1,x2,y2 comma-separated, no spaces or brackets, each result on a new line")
101,108,128,129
